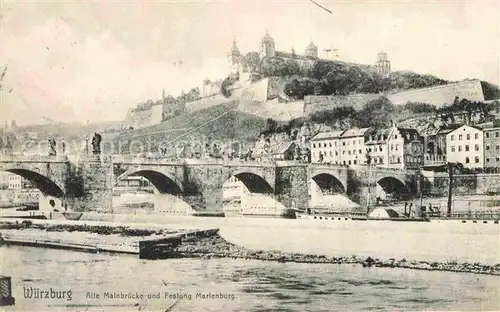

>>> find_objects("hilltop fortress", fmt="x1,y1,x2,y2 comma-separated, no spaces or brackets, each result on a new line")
124,31,487,128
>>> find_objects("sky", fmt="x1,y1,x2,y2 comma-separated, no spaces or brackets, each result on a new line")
0,0,499,125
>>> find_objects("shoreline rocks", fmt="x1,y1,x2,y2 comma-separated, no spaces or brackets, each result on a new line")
1,221,499,276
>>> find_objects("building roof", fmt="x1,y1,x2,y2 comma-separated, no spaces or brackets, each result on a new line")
311,130,345,141
436,124,462,135
478,119,500,130
340,128,370,138
447,124,483,135
396,127,421,142
275,51,316,62
365,128,392,145
270,141,295,155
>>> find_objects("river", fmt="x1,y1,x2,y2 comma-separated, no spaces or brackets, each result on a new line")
1,246,499,312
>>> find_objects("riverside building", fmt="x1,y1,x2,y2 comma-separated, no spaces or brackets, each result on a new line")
446,124,484,169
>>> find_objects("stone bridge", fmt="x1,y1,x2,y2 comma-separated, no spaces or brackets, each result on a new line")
0,155,419,213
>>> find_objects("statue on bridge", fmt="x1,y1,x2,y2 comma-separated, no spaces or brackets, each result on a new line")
48,138,57,156
91,133,102,155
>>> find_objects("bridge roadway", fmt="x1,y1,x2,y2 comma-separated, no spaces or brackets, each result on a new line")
0,154,418,213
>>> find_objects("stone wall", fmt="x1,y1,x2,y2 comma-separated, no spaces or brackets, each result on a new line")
240,99,305,121
386,79,485,108
275,164,309,209
304,94,381,115
184,94,234,113
66,159,114,213
423,173,500,196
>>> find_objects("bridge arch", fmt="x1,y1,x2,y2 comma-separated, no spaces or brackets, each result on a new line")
2,168,65,198
116,169,183,195
376,176,410,199
311,173,346,194
229,171,274,194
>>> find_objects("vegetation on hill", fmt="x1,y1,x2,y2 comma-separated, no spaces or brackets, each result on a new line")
481,81,500,100
222,55,449,100
259,96,495,139
113,102,267,154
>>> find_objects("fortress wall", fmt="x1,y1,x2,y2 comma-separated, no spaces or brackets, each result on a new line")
239,77,269,104
184,94,234,113
386,80,485,108
304,93,381,115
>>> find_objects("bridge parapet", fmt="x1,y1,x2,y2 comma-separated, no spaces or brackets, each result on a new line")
0,155,69,163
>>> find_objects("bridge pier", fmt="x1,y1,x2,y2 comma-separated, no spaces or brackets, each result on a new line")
275,164,309,209
65,158,114,213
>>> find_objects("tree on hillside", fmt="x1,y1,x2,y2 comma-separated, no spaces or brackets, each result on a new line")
481,81,500,101
260,57,288,77
283,77,316,99
283,59,302,76
357,97,395,128
240,52,261,73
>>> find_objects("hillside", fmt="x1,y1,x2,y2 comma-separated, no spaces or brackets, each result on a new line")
111,101,267,154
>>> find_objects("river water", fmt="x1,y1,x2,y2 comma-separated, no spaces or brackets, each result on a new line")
1,246,499,312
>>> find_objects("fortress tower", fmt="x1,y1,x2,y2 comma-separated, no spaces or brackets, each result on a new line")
259,30,276,59
304,41,318,58
375,52,391,78
227,39,241,74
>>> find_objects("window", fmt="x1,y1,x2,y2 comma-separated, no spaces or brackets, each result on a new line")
475,156,480,163
359,149,362,154
323,143,327,148
394,135,398,139
335,151,338,156
397,157,401,163
465,145,469,151
353,160,357,165
390,144,393,151
395,144,398,151
486,133,490,138
313,143,316,148
497,145,500,150
329,151,333,156
475,144,479,151
486,145,490,150
465,157,470,164
486,157,490,163
497,156,500,162
467,134,470,140
458,146,462,152
329,142,332,147
348,150,351,155
348,160,352,165
459,134,463,140
379,147,383,152
475,133,478,139
451,135,455,141
354,140,357,146
342,142,346,146
496,132,499,138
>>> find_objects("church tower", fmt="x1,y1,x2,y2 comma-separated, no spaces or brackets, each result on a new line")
259,30,275,59
227,39,241,74
375,52,391,78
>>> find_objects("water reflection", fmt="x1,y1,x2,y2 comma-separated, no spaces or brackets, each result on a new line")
1,246,498,311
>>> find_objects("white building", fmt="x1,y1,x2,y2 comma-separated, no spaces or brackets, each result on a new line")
446,124,484,169
0,172,22,190
310,130,345,164
339,128,370,165
366,125,423,169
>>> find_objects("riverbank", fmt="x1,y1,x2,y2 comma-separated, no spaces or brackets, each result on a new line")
1,220,498,276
